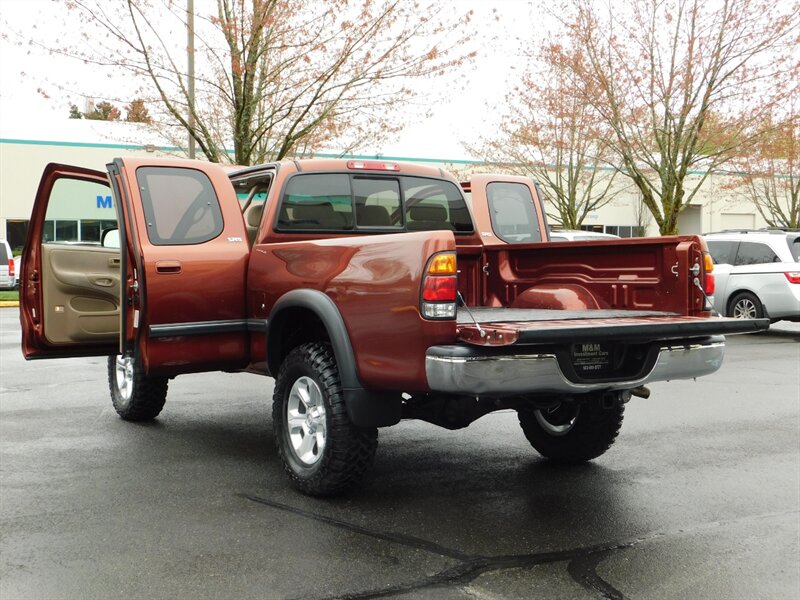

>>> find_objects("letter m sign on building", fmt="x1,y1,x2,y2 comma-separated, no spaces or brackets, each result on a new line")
97,195,113,209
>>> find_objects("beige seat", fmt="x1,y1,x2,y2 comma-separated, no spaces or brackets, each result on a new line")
244,203,264,245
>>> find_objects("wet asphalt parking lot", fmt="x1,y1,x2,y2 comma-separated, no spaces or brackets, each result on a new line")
1,307,798,599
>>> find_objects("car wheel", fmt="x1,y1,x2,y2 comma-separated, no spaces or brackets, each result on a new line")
273,342,378,496
107,354,168,421
518,394,624,463
728,291,763,319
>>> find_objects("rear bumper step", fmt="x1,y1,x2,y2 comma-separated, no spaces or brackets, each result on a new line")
425,337,726,395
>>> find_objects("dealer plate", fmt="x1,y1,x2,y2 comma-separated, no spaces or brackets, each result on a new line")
571,342,613,377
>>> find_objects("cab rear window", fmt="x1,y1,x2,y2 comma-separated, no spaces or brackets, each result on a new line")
276,174,472,233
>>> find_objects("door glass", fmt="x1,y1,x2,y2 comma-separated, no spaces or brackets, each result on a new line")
136,167,224,245
734,242,779,265
43,178,116,243
789,238,800,262
706,241,737,265
486,182,541,243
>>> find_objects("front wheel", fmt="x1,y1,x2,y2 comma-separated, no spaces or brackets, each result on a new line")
273,342,378,496
518,394,624,463
107,354,168,421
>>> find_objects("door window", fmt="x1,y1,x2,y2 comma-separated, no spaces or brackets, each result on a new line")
43,177,116,243
706,241,738,265
486,182,542,243
734,242,779,265
136,167,224,245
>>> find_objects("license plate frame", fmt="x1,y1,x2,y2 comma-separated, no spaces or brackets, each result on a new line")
570,342,613,377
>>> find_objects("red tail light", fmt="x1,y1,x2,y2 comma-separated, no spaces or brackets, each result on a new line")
785,272,800,284
423,276,456,301
421,251,457,319
8,259,13,278
704,273,715,295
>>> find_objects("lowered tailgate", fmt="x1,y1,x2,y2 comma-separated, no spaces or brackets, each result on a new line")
455,307,769,345
424,308,769,395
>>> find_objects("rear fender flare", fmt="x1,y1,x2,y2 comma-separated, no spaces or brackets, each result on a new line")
268,289,359,389
267,289,403,428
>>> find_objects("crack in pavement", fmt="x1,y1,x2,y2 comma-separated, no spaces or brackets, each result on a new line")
242,494,797,600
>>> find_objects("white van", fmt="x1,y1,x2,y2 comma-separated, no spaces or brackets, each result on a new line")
0,240,14,289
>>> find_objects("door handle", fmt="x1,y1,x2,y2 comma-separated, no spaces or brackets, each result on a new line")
155,261,182,274
89,275,117,288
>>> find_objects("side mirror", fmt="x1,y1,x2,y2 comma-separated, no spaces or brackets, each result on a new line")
101,228,120,249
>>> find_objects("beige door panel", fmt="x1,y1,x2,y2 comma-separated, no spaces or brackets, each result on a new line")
42,244,121,344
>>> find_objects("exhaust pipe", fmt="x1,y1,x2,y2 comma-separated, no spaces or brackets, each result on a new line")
630,385,651,399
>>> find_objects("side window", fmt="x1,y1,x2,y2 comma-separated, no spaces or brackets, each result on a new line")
486,182,542,243
136,167,223,245
353,178,402,228
734,241,779,265
402,177,472,232
789,238,800,262
43,177,116,244
706,241,737,265
278,174,353,230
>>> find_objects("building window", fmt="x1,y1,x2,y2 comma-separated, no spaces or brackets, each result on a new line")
584,224,642,237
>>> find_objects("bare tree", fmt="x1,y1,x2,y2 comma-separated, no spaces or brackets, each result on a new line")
22,0,475,165
726,105,799,229
555,0,799,234
474,42,621,229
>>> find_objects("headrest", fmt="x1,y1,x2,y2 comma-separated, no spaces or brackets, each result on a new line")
409,204,447,222
358,205,391,226
293,202,335,221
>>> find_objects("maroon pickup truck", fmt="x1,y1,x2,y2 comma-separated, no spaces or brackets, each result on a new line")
20,158,767,495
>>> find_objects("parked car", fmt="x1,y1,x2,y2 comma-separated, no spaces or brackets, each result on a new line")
549,229,620,241
0,240,14,289
704,230,800,322
13,255,21,289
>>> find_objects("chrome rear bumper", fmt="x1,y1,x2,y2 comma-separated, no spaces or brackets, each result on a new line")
425,337,725,395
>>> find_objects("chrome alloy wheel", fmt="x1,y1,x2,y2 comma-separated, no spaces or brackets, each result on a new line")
115,355,135,402
286,376,328,466
733,297,758,319
534,403,580,436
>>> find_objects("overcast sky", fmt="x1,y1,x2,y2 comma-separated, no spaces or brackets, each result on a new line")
0,0,535,160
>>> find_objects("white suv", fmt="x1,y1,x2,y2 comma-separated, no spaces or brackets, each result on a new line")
704,230,800,322
0,240,14,290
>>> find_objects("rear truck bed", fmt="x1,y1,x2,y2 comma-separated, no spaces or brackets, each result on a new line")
424,308,770,396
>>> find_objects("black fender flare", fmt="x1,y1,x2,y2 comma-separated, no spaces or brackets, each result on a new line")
268,289,401,427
